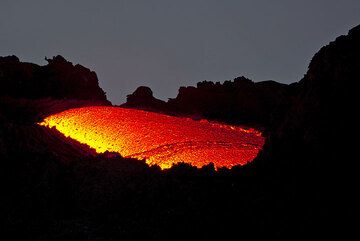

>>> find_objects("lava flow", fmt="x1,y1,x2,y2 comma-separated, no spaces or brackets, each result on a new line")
39,106,264,169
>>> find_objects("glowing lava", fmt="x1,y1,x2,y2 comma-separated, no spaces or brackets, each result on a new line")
39,106,264,169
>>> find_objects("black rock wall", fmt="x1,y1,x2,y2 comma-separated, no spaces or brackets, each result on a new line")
0,55,110,103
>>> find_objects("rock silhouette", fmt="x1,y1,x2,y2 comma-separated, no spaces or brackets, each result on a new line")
0,55,111,123
122,77,297,130
122,86,168,112
0,55,110,103
252,24,359,235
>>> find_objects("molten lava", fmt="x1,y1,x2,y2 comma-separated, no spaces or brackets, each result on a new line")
39,106,264,169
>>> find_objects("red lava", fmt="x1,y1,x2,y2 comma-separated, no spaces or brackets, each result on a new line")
40,106,264,169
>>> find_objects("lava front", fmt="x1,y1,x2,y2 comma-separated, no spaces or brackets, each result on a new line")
40,106,264,169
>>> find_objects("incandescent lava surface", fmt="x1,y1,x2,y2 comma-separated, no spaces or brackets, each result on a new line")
40,106,264,169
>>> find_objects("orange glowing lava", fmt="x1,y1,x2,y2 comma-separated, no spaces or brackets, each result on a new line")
39,106,264,169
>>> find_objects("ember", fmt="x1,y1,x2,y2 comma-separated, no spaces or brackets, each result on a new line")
40,106,264,169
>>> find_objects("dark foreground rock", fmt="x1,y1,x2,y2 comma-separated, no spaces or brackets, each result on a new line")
253,24,359,236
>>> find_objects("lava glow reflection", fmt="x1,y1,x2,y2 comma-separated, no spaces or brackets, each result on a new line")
39,106,264,169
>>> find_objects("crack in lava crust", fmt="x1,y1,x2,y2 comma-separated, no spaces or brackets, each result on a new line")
39,106,264,169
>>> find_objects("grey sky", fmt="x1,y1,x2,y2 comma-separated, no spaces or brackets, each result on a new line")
1,0,360,104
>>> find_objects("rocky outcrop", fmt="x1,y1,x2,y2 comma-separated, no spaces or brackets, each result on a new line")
168,77,297,128
0,55,111,122
121,86,168,112
0,55,110,103
252,24,360,236
122,77,297,130
258,24,359,169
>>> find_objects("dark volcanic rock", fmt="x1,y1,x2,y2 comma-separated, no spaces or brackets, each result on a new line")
0,55,110,104
253,24,360,236
168,77,297,128
121,86,168,112
122,76,297,130
259,24,360,169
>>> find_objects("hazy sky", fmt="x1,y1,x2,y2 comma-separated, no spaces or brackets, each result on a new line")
1,0,360,104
